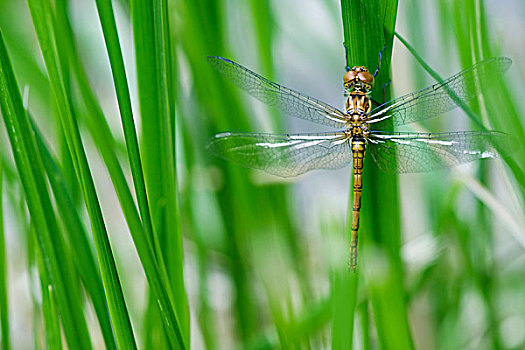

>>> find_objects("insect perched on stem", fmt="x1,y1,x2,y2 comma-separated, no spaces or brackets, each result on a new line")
207,53,512,270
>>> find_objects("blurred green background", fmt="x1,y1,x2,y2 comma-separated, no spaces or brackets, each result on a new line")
0,0,524,349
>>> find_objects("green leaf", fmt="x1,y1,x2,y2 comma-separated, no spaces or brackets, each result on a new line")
0,28,92,349
33,224,62,350
47,1,188,347
25,0,137,348
0,167,8,350
340,1,414,350
331,266,358,348
30,117,117,350
130,0,188,347
92,0,155,253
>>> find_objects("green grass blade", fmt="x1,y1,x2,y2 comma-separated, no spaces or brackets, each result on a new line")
25,0,137,348
146,0,188,345
358,301,371,349
244,297,332,350
33,224,62,350
131,0,188,347
0,28,92,349
54,0,80,212
92,0,183,344
131,1,170,343
92,0,155,252
130,0,163,245
30,117,117,350
453,2,510,349
54,0,81,209
330,266,358,348
152,0,187,331
341,1,414,349
26,228,42,350
0,168,7,350
49,2,187,347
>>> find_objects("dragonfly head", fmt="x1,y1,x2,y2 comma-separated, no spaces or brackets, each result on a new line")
343,66,375,92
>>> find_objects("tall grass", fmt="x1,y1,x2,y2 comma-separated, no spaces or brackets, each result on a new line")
340,2,414,349
0,0,523,349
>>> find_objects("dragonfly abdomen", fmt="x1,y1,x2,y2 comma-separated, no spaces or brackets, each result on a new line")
350,138,366,270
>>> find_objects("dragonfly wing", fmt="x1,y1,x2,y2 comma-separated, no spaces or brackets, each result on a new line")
369,57,512,129
368,130,511,174
208,56,347,128
208,131,351,177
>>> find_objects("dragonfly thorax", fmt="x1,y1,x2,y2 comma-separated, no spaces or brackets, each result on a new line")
346,92,371,137
346,92,372,116
343,66,375,92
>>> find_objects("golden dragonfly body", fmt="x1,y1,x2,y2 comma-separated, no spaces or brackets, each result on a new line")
343,66,375,269
207,56,511,269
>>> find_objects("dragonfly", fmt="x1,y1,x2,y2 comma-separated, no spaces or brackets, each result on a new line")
206,54,512,270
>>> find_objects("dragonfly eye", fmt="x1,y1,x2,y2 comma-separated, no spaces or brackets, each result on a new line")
343,70,357,89
344,66,375,90
358,71,375,87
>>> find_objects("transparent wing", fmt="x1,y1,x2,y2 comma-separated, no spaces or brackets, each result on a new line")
368,130,511,174
369,57,512,129
207,131,351,177
208,56,347,128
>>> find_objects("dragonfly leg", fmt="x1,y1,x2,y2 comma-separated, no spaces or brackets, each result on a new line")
371,98,382,107
381,80,392,103
373,44,388,78
343,41,351,72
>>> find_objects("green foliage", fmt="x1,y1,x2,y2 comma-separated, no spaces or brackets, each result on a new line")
341,2,414,350
0,0,523,349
